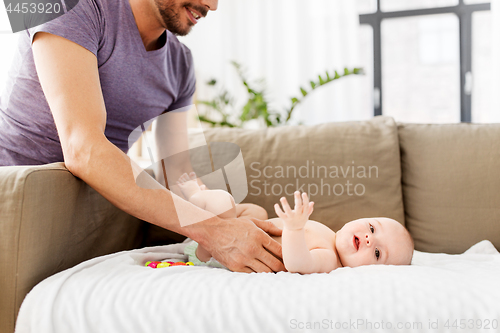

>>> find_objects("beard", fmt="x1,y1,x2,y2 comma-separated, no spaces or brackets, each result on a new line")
154,0,207,36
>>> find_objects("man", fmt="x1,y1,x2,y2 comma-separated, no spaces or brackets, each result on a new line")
0,0,285,273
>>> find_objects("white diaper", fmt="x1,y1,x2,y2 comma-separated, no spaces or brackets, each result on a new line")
183,240,227,269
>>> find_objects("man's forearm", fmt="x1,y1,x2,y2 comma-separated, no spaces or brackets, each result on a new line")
66,135,216,238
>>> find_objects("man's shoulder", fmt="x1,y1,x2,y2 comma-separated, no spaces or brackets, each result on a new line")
166,32,193,69
166,32,192,56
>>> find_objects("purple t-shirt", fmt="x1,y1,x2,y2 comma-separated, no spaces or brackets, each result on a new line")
0,0,195,166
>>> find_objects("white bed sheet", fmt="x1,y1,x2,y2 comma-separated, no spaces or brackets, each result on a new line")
15,240,500,333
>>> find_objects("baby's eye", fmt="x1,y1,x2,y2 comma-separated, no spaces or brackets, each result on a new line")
369,224,374,233
375,249,380,259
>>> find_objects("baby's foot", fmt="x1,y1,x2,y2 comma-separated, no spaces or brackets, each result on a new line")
177,172,202,200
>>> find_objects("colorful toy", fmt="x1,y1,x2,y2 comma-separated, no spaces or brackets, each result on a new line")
145,261,194,268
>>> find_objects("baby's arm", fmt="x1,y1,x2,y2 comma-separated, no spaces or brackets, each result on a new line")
275,192,338,274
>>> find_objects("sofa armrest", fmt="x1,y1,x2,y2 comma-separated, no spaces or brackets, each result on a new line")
0,162,144,333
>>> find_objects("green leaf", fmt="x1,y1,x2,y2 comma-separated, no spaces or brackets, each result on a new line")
310,81,316,89
334,71,340,79
300,87,308,97
318,75,325,85
326,71,331,81
196,100,218,109
198,115,218,126
353,67,364,75
291,97,299,104
344,68,350,75
231,61,241,70
220,120,238,128
207,79,217,86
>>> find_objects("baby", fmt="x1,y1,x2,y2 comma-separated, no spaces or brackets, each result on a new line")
177,173,414,274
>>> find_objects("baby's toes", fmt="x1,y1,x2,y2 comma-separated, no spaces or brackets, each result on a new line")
179,173,189,183
189,172,197,181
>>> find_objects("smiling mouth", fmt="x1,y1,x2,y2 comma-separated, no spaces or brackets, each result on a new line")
185,7,201,24
353,236,359,251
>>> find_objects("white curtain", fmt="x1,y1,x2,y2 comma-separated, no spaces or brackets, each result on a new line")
491,0,500,122
0,6,20,95
179,0,369,126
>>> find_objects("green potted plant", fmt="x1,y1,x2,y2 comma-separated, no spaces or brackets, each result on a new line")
196,61,363,128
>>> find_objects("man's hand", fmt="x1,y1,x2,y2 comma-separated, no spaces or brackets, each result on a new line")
274,191,314,231
193,216,285,273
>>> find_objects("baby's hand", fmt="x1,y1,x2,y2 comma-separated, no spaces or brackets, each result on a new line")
274,191,314,231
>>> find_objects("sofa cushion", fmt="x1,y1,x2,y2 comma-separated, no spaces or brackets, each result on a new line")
187,116,405,233
0,163,144,333
399,122,500,253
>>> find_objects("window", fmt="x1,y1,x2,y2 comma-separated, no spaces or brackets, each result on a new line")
358,0,491,122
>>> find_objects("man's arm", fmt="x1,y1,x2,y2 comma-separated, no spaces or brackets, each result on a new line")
32,32,284,273
152,110,197,197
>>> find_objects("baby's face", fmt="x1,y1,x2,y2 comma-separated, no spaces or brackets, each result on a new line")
335,217,413,267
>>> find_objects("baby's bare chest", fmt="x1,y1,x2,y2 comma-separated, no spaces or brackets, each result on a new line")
267,218,336,250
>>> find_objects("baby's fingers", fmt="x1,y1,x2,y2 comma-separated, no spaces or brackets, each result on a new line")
294,191,303,213
274,203,286,219
280,197,293,215
301,192,310,208
308,202,314,215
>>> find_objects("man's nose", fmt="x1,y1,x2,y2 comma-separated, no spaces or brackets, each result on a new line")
201,0,218,11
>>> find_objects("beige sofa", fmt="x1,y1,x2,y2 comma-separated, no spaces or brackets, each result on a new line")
1,116,499,333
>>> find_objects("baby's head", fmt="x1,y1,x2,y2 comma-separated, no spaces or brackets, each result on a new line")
335,217,414,268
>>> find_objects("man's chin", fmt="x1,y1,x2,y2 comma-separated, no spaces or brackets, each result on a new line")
167,25,193,36
160,14,194,36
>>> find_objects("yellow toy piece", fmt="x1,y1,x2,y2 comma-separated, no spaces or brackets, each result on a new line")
157,262,172,268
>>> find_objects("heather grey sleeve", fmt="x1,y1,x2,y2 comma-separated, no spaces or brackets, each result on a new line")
167,46,196,112
28,0,104,57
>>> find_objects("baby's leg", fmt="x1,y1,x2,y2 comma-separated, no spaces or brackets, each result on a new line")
177,172,236,219
191,190,236,219
236,203,268,220
177,173,236,262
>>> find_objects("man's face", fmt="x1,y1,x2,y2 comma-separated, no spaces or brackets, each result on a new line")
154,0,218,36
335,217,413,267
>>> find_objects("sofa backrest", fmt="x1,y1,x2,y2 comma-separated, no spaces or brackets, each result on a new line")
399,122,500,253
189,116,405,233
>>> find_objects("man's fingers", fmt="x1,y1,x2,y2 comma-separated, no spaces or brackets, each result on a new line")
257,246,285,272
247,259,274,273
230,266,255,273
242,267,256,273
205,217,285,274
261,235,283,260
252,218,283,236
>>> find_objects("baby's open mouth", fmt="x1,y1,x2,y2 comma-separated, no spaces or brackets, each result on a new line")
353,236,359,250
